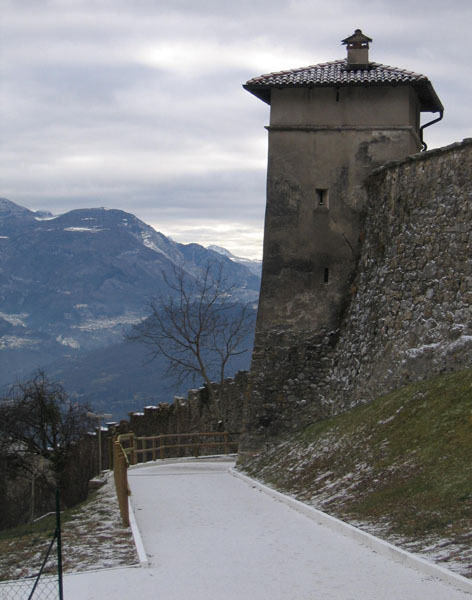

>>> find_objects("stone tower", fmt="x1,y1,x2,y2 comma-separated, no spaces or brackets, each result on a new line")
240,30,443,454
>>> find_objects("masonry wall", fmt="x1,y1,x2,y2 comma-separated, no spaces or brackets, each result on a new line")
116,370,249,437
240,138,472,454
325,138,472,411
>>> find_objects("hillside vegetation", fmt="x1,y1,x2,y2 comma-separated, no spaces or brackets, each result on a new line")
0,474,137,581
241,368,472,577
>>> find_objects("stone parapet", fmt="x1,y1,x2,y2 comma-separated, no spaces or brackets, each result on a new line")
115,370,249,437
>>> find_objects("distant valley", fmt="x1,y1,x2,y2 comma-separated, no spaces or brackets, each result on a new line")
0,198,260,419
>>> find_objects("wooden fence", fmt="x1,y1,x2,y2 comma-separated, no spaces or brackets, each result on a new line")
113,437,131,527
112,431,240,526
116,431,239,465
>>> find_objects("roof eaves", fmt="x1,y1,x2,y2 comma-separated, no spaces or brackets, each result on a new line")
244,66,443,113
242,84,271,104
413,80,444,113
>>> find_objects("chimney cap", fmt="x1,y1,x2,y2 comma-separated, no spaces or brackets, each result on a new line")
341,29,372,47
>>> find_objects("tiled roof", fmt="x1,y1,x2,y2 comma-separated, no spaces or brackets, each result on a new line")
244,59,443,112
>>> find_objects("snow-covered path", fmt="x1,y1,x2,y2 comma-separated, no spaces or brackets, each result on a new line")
63,459,470,599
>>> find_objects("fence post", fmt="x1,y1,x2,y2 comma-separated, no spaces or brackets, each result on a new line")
113,440,130,527
113,440,120,511
224,431,228,454
160,435,164,459
128,432,135,465
108,435,114,469
56,488,64,600
120,451,130,527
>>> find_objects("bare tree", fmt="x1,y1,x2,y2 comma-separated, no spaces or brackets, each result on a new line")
0,372,96,526
128,262,255,423
0,372,93,475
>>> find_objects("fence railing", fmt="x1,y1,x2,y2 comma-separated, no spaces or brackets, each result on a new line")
113,438,130,527
0,489,63,599
112,431,240,527
120,431,240,464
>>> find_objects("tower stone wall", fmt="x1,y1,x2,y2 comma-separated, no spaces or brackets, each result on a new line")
240,139,472,457
256,85,422,340
240,31,446,456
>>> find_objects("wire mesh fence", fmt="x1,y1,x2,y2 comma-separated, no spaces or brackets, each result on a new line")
0,490,63,600
0,573,59,600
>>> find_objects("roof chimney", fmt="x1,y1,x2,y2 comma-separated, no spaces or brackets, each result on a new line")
341,29,372,70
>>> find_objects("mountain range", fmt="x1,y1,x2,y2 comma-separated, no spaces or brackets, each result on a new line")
0,198,261,419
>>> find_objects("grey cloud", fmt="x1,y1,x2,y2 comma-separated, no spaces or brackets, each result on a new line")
1,0,470,258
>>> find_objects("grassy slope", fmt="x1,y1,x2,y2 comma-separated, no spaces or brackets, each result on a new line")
0,475,137,582
242,368,472,576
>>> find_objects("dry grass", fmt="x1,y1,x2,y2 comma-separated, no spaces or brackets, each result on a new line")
241,368,472,578
0,473,138,582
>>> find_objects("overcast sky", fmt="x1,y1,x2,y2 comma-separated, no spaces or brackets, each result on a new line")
1,0,471,258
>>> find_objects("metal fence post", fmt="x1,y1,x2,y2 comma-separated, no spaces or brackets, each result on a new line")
56,488,64,600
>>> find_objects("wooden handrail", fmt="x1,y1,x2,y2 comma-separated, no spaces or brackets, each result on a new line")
111,431,240,523
136,431,240,440
120,431,240,463
113,437,131,527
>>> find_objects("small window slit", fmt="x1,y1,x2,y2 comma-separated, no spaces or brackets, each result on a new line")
316,188,328,207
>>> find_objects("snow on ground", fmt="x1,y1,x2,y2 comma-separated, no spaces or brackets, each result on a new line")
62,459,471,600
0,311,28,327
0,472,138,582
60,473,138,574
73,312,144,331
64,227,103,233
0,335,35,349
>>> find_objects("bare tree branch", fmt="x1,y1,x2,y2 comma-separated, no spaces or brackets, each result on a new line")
128,261,256,426
0,372,94,477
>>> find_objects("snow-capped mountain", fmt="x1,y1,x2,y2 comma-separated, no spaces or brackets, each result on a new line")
0,198,260,416
207,245,262,277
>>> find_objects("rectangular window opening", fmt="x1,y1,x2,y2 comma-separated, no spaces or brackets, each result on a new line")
324,267,329,283
316,188,328,207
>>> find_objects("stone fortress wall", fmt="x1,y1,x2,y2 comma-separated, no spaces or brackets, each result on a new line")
120,139,472,441
119,370,249,436
326,138,472,411
242,137,472,449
